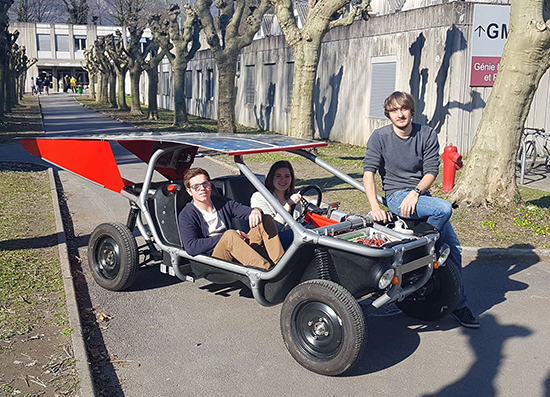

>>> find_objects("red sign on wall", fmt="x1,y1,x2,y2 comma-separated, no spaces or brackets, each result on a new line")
470,56,501,87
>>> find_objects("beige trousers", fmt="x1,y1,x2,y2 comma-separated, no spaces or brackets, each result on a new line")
212,215,284,270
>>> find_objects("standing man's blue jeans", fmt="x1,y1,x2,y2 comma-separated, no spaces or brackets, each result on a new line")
386,189,467,309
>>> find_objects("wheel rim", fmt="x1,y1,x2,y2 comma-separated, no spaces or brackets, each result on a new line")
407,273,442,308
291,300,343,360
94,236,121,280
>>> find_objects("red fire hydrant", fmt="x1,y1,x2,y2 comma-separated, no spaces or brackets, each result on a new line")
441,144,463,192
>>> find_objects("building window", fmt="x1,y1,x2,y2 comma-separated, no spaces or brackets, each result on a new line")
74,36,86,51
56,35,69,51
196,69,203,100
185,70,192,98
286,62,294,109
245,65,255,105
206,69,214,101
37,34,51,51
369,56,397,118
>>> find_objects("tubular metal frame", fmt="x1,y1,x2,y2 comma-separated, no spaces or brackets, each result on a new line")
122,146,440,307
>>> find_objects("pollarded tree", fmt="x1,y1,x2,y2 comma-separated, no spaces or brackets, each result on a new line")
4,32,19,112
14,46,36,99
153,4,201,127
270,0,370,138
63,0,89,24
196,0,271,134
94,36,117,106
109,0,152,114
105,31,130,110
145,14,169,120
0,0,14,118
450,0,550,207
83,47,98,99
15,0,60,23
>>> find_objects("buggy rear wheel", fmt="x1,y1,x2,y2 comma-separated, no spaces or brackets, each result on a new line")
396,260,462,321
88,222,138,291
280,280,366,376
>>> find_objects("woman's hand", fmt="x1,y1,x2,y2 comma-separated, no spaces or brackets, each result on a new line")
288,193,302,205
249,208,263,229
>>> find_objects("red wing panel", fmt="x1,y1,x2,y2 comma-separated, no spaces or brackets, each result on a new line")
21,138,124,192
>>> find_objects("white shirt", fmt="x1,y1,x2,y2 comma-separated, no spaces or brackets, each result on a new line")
193,202,227,236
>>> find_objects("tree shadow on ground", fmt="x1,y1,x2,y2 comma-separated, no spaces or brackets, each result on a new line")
349,244,539,385
199,281,253,298
0,234,59,250
419,246,539,394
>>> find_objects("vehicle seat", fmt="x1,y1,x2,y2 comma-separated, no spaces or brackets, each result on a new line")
149,182,192,247
211,174,264,231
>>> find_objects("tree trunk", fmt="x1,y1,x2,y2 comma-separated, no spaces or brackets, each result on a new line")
146,68,159,120
109,73,117,108
450,0,550,206
129,69,142,114
89,72,96,99
5,70,14,112
289,40,322,138
18,74,24,99
172,60,189,126
216,57,237,134
97,73,108,103
116,70,129,110
0,62,5,118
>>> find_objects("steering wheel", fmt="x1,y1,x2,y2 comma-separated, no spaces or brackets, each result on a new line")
295,185,323,222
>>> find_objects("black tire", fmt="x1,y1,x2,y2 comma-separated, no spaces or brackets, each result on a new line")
524,140,537,173
87,222,139,291
396,260,462,321
280,280,366,376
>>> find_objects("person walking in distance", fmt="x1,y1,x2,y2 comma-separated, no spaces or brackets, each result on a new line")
30,77,37,95
70,76,77,93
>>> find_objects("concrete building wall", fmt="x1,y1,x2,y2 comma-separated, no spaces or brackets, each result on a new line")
178,1,550,154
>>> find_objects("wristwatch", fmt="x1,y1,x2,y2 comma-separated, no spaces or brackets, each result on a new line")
413,187,422,195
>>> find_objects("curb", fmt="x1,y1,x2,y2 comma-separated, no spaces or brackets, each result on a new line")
48,168,95,397
462,246,550,261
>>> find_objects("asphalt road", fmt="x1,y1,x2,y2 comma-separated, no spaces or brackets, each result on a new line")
9,94,550,397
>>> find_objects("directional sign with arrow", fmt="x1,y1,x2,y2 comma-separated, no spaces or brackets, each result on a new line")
474,25,485,38
470,4,511,87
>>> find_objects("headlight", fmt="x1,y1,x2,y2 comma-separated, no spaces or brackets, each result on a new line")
438,244,450,266
378,268,395,289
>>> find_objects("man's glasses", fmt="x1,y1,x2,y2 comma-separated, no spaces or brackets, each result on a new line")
189,181,212,192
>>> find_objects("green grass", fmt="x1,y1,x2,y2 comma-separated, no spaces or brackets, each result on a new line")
0,96,43,144
0,168,66,340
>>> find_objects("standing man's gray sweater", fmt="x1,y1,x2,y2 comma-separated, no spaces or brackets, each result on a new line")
362,123,440,197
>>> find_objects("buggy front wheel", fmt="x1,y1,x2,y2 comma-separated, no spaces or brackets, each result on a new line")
87,222,138,291
280,280,366,376
396,260,462,321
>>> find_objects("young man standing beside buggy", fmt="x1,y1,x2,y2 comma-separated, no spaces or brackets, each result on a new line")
362,91,480,329
179,167,284,270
